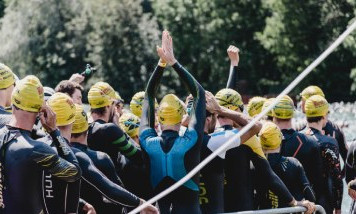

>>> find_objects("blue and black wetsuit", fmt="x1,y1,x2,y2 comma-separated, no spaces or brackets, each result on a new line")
221,125,294,212
139,62,205,213
0,126,81,214
280,129,324,205
323,120,347,164
257,153,315,208
303,127,343,213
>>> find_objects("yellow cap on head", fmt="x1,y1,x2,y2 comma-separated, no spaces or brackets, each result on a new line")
305,95,329,118
11,75,44,113
119,113,140,138
115,91,124,103
300,86,324,101
259,121,283,150
158,94,185,125
262,98,275,117
247,96,267,117
88,82,116,109
0,63,15,89
130,91,158,117
48,92,76,126
215,88,243,111
72,104,89,134
273,95,294,119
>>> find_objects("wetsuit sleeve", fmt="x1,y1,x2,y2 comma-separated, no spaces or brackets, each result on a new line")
106,125,142,164
295,159,316,202
346,142,356,184
74,150,141,207
140,64,165,132
31,140,81,182
335,126,347,161
78,198,88,213
100,153,124,186
172,62,205,141
250,153,294,204
322,143,343,209
226,66,238,89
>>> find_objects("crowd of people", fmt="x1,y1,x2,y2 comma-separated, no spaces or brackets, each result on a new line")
0,30,354,214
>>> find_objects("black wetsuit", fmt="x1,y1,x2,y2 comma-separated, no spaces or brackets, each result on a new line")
280,129,324,206
258,153,315,208
0,126,81,214
71,142,124,214
0,106,11,129
222,125,294,212
38,132,81,214
323,120,347,163
303,127,343,213
346,141,356,213
139,62,205,214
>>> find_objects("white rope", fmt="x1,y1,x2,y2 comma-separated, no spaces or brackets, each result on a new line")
130,18,356,214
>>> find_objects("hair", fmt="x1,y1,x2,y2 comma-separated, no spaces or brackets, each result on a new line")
55,80,83,97
91,106,107,116
266,116,274,121
307,116,323,123
71,130,87,139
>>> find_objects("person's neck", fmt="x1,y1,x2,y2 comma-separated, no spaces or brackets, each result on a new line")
161,124,180,132
307,122,323,133
264,148,280,154
0,93,7,108
9,111,36,131
91,113,109,123
218,118,233,127
275,119,292,130
58,126,72,141
71,136,87,145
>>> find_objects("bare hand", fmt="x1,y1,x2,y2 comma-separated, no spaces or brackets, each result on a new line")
349,188,356,200
157,30,177,66
205,91,221,114
83,202,96,214
334,209,341,214
69,73,85,84
139,199,159,214
227,45,240,66
39,104,57,133
299,200,315,214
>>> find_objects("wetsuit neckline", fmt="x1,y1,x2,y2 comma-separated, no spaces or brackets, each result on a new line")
309,127,322,135
94,119,107,124
221,125,233,130
266,153,282,167
6,125,32,134
71,142,88,150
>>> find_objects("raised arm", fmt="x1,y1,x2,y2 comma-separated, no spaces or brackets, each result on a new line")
226,45,239,89
158,30,206,138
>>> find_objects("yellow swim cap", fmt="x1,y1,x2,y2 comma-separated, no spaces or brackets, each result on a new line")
215,88,243,111
130,91,158,117
158,94,185,125
48,92,76,126
305,95,329,118
0,63,15,89
115,91,124,103
247,96,267,117
11,75,44,113
262,98,275,117
273,95,294,119
119,113,140,138
72,104,89,134
259,122,283,150
300,86,324,101
88,82,116,109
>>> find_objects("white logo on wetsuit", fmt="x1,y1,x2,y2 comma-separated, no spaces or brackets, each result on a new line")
44,174,54,198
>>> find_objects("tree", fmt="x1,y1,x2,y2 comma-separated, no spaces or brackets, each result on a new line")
257,0,355,101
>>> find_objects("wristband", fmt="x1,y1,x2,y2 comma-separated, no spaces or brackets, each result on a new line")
158,60,167,67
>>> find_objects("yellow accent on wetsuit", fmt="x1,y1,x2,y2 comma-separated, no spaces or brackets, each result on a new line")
243,135,266,159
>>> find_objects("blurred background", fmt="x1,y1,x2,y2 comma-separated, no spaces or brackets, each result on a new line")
0,0,356,102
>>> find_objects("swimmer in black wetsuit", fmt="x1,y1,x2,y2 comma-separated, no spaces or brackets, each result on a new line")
139,30,205,213
302,95,343,214
46,93,158,214
87,81,142,173
299,86,348,164
258,122,315,208
345,140,356,213
220,46,311,212
0,76,82,214
0,63,15,129
272,95,323,206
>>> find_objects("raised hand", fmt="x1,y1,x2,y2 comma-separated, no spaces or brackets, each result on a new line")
157,30,177,66
227,45,240,66
205,91,221,114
